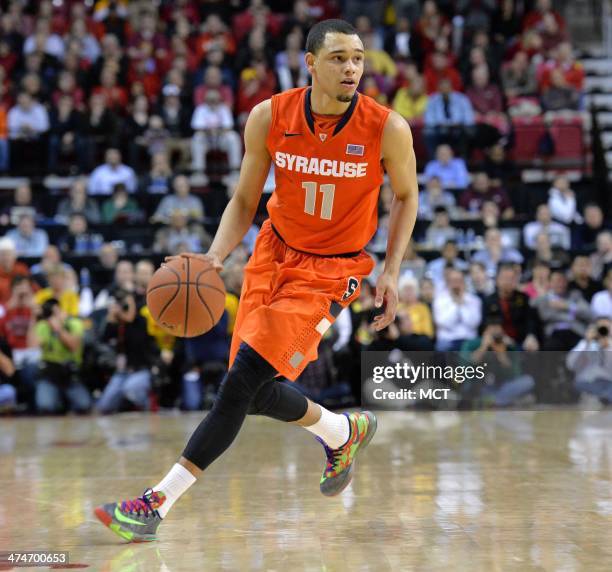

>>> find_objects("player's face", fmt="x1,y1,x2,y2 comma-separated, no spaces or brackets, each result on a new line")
308,33,364,103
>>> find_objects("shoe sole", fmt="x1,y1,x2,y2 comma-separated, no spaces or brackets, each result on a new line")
94,507,158,543
321,411,378,497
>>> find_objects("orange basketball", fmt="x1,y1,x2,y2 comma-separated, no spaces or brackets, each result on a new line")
146,257,226,337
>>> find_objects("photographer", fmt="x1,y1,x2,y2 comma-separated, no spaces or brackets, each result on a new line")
460,317,535,407
566,317,612,405
33,298,91,414
95,287,159,413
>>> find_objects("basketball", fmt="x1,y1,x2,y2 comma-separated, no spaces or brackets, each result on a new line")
146,257,226,337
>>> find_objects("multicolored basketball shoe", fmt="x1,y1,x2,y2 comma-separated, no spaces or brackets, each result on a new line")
317,411,377,497
94,488,165,542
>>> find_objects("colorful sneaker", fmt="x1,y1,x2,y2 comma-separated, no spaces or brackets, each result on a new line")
94,489,165,543
318,411,377,497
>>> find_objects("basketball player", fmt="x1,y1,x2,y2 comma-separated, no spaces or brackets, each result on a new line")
95,19,418,542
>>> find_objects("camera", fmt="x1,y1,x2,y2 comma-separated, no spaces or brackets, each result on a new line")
111,288,132,312
597,325,610,338
492,332,504,344
40,298,59,320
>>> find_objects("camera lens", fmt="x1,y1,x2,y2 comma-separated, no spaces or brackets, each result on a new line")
597,325,609,337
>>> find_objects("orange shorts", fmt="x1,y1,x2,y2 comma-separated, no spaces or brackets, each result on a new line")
229,219,375,380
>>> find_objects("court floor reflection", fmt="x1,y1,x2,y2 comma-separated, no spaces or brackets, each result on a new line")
0,410,610,571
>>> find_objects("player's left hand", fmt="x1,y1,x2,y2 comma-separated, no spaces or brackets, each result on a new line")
372,272,398,331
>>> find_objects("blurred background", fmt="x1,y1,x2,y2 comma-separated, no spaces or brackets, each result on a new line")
0,0,610,416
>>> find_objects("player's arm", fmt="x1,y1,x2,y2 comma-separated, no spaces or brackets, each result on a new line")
167,100,272,269
373,111,419,331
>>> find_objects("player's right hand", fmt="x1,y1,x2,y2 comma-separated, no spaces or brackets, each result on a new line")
164,252,224,272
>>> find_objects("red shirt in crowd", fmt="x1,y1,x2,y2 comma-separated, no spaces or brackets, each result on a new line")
0,306,32,350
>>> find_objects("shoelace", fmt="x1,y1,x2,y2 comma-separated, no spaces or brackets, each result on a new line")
120,488,161,517
316,437,343,472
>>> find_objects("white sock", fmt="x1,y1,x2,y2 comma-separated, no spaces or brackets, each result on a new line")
152,463,197,518
304,407,350,449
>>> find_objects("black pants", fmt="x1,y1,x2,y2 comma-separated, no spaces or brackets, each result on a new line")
182,342,309,470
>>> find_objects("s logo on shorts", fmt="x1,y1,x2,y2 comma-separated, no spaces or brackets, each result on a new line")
341,276,359,301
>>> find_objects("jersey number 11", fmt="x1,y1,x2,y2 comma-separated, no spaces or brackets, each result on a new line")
302,182,335,220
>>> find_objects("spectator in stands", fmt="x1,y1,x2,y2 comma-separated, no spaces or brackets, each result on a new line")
196,66,235,109
566,316,612,404
34,265,79,317
568,256,601,303
0,238,30,305
547,175,580,225
433,268,482,351
392,75,428,122
181,312,229,410
235,62,276,127
539,42,584,94
6,213,48,258
30,245,73,288
101,183,144,223
158,84,191,169
574,203,609,251
467,261,495,299
95,287,158,414
418,176,457,220
0,183,40,226
94,259,134,311
423,144,470,190
93,66,128,112
0,275,38,409
384,14,418,59
460,316,535,407
153,212,212,255
481,143,518,188
541,68,580,112
151,175,204,224
484,263,540,349
81,94,119,170
524,204,571,250
0,99,8,173
133,259,155,309
528,231,571,271
142,152,173,196
55,178,101,224
191,88,242,176
533,269,592,350
466,65,505,126
47,94,87,174
524,0,566,32
33,297,91,414
395,275,434,350
0,335,16,411
523,259,551,300
423,206,456,250
459,172,514,219
472,228,523,278
424,51,462,95
424,78,475,157
426,240,469,290
275,31,308,92
590,231,612,281
7,91,49,140
88,148,137,195
501,51,538,101
57,214,104,255
122,94,150,169
591,268,612,319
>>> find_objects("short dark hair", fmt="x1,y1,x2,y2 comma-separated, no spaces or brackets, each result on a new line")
305,19,359,54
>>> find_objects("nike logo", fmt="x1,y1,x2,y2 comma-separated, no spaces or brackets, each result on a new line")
284,132,302,137
114,506,147,526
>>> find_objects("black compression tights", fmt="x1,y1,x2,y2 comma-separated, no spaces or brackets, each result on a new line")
182,342,309,470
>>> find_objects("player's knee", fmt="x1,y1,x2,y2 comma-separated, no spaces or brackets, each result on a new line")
215,343,276,410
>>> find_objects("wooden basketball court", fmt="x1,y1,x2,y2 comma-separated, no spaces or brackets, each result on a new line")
0,410,610,571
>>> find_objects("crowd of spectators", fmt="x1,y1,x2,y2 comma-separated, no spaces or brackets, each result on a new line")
0,0,609,414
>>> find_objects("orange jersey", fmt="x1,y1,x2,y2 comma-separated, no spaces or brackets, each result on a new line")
266,87,391,256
